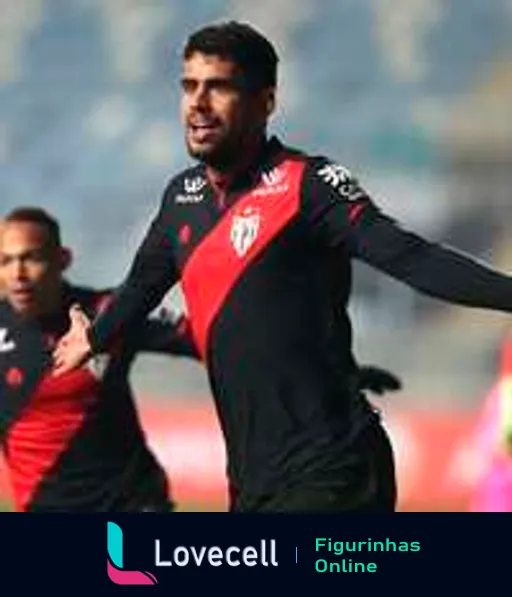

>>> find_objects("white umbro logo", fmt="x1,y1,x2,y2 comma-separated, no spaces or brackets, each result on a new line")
175,176,207,204
0,328,16,353
184,177,206,194
261,167,285,186
253,167,289,197
175,193,204,204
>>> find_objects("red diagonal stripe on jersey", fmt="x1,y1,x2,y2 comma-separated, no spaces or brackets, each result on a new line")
181,159,305,358
348,203,365,223
5,368,99,511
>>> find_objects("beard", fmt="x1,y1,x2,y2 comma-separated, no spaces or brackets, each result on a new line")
185,131,241,171
184,114,266,172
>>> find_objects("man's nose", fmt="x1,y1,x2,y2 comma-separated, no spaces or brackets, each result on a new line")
11,259,27,281
190,84,210,111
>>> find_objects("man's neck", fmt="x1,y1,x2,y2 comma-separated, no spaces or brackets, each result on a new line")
34,282,70,326
206,134,267,194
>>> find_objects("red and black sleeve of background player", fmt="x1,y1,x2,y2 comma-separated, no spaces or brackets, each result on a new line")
91,286,198,359
1,286,196,443
0,304,49,440
302,156,512,313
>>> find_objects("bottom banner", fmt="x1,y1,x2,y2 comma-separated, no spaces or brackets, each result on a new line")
1,514,509,592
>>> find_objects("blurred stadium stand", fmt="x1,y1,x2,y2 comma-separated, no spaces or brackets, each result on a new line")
1,0,512,414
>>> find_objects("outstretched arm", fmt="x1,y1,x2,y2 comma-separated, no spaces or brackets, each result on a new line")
304,158,512,313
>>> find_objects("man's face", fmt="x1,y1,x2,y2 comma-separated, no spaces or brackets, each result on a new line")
181,52,272,167
0,221,63,318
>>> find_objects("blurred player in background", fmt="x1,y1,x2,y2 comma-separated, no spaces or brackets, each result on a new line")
0,207,196,512
53,21,512,513
0,208,399,512
468,331,512,512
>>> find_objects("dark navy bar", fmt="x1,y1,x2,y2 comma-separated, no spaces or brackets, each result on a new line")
1,514,508,594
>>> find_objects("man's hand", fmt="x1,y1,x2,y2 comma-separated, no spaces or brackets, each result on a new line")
52,304,93,375
358,365,402,395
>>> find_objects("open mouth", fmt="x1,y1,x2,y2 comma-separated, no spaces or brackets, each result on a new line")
188,122,221,141
11,288,34,303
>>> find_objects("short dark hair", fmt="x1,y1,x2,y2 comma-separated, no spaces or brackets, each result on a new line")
4,207,62,248
183,21,278,91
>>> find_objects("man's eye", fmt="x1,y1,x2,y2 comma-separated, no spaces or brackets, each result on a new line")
181,80,196,93
211,79,239,93
27,254,46,264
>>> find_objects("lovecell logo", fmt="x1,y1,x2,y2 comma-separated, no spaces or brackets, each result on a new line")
107,522,158,585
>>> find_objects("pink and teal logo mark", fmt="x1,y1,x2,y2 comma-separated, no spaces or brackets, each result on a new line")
107,522,158,585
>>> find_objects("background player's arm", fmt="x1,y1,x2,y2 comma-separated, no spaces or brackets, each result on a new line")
357,364,402,395
304,157,512,312
88,192,179,354
347,349,401,395
134,309,199,359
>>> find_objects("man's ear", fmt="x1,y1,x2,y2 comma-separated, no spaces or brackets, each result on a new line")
59,246,73,272
264,87,276,117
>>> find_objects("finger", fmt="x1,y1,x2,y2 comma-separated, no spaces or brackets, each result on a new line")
70,306,88,327
52,364,72,377
52,343,69,367
51,357,69,377
52,350,82,376
69,304,91,328
52,352,64,373
55,336,70,350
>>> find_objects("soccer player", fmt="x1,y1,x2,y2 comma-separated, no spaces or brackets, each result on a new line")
468,331,512,512
53,21,512,512
0,207,196,512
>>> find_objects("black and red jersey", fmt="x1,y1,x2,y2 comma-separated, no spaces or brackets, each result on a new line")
0,284,195,511
90,136,512,510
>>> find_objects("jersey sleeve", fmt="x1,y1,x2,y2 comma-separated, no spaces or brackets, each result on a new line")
302,156,512,313
134,308,199,359
88,188,179,353
301,156,379,251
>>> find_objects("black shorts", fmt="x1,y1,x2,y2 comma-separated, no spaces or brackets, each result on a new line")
117,494,175,512
232,420,396,513
112,468,175,512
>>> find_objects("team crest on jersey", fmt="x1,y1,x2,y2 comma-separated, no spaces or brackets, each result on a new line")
230,208,261,257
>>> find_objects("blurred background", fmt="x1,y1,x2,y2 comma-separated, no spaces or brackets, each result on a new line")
1,0,512,510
